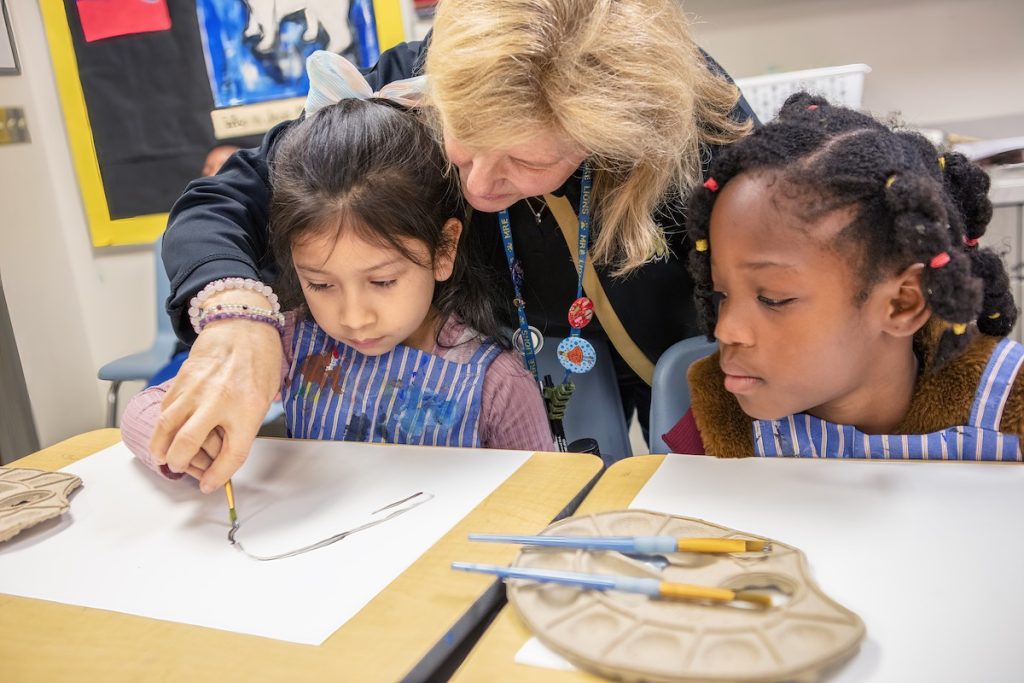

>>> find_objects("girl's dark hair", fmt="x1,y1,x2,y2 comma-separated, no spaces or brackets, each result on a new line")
687,92,1017,367
269,98,509,345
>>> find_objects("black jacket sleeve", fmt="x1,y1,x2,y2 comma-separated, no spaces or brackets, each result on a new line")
162,39,429,343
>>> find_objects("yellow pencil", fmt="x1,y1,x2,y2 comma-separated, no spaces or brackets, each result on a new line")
224,479,239,542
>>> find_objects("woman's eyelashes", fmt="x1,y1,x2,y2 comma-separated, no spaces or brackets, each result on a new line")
304,281,331,292
371,279,398,289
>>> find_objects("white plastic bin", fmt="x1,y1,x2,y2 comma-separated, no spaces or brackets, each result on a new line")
735,64,871,123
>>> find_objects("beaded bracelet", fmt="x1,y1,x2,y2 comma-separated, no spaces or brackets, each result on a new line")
189,278,281,334
197,308,286,336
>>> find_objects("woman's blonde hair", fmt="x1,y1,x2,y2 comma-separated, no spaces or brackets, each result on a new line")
425,0,751,275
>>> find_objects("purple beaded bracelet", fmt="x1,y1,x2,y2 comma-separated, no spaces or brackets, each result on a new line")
197,310,285,336
189,278,281,334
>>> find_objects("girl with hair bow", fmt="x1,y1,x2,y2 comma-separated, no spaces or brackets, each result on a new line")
122,55,554,482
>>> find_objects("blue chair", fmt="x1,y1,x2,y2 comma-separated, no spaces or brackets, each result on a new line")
535,335,632,465
97,239,178,427
649,336,717,454
98,238,286,429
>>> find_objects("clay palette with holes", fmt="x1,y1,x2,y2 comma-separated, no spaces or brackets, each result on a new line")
0,467,82,543
508,510,865,683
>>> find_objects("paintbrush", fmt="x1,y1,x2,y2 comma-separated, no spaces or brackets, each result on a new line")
468,533,771,554
224,479,239,543
451,562,771,608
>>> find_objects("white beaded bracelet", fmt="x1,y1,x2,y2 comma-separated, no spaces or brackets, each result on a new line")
188,278,281,334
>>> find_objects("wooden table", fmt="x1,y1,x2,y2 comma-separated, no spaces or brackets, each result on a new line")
453,455,665,683
0,430,603,682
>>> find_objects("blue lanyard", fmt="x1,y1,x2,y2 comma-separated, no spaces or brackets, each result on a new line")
498,164,593,383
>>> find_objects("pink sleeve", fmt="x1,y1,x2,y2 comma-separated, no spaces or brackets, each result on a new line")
120,380,185,480
479,350,556,452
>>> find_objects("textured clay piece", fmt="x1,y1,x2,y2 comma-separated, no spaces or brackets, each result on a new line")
0,467,83,543
509,510,865,683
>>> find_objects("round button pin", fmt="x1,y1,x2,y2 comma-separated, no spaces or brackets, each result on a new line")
557,336,596,374
567,297,594,329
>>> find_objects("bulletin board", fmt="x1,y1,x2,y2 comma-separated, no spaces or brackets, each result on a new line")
41,0,408,247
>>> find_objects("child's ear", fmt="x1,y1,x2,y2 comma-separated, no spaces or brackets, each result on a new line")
881,263,930,338
434,218,463,282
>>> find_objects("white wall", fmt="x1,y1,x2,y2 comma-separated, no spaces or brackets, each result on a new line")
0,1,152,448
686,0,1024,129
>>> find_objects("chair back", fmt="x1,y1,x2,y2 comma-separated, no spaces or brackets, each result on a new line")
535,336,632,465
649,336,718,454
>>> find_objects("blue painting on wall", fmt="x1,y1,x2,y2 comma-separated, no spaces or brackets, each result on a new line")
197,0,375,108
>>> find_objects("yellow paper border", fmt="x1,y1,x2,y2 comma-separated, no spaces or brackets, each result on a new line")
40,2,407,248
40,3,166,247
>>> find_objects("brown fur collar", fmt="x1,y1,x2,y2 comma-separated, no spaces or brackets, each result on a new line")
689,331,1024,457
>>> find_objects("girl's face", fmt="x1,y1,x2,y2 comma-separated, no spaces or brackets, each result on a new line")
709,172,921,430
444,127,586,213
291,221,460,355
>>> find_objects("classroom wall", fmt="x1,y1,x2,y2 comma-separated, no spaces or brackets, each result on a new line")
686,0,1024,129
0,2,151,447
0,0,1021,449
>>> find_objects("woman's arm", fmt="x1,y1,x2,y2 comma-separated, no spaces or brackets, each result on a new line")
163,39,430,342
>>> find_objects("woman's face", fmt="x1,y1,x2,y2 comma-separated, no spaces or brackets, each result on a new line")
444,128,586,213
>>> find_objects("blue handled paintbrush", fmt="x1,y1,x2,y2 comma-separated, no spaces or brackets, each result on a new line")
468,533,770,554
451,562,771,607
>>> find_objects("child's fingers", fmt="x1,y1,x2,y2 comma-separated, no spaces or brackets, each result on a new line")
199,419,260,494
201,428,225,462
163,408,222,476
185,451,214,481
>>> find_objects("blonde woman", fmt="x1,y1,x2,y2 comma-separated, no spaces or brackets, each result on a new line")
154,0,755,491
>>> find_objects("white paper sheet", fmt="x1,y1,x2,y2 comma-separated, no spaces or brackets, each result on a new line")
0,439,530,645
515,637,578,671
630,455,1024,683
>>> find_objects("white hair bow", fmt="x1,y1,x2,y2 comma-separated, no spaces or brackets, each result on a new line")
304,50,427,115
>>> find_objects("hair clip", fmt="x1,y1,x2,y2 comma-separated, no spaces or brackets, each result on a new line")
952,323,967,335
695,239,709,252
885,175,897,189
929,252,951,268
806,104,819,110
938,155,946,171
703,178,719,192
963,236,979,247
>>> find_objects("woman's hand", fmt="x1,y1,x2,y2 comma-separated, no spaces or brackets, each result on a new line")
150,293,283,493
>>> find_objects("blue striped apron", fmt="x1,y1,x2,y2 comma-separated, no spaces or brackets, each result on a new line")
752,338,1024,461
283,319,503,446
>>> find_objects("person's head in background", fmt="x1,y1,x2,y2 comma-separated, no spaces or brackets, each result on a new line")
687,93,1018,434
425,0,751,274
202,145,240,177
268,98,506,356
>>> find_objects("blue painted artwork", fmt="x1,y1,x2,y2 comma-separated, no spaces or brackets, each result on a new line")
196,0,378,108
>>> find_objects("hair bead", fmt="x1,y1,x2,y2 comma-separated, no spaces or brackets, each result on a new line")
988,312,1001,320
938,155,946,171
963,236,979,247
952,323,967,335
884,175,897,189
703,178,719,192
695,239,709,252
806,104,819,110
929,252,951,269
